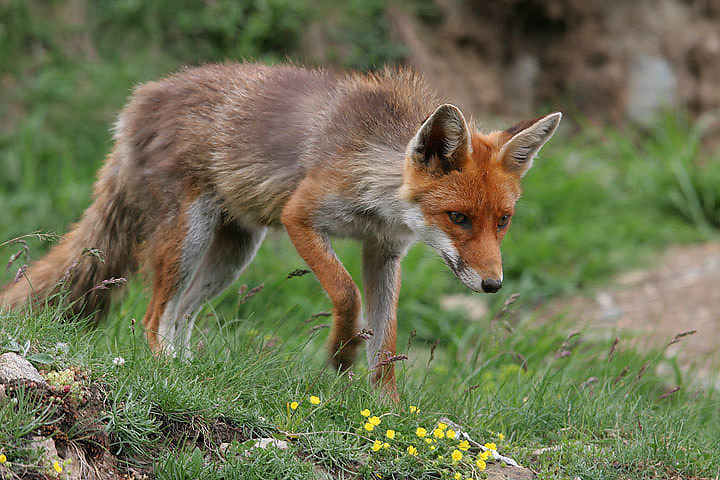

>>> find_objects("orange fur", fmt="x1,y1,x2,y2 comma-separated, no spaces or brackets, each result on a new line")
142,217,186,352
281,179,363,370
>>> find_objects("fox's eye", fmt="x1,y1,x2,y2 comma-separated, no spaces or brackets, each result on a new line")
448,211,469,226
497,215,511,230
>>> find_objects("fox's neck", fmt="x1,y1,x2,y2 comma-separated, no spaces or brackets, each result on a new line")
347,144,421,241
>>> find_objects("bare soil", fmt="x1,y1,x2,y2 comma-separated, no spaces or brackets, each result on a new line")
543,242,720,371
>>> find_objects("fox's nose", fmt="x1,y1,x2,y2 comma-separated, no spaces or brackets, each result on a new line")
481,278,502,293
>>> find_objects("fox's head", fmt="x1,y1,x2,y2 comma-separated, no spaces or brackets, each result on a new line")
401,104,561,293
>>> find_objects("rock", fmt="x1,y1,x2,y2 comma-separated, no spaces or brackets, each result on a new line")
252,438,288,450
506,54,540,114
30,436,78,479
627,55,676,124
0,352,46,385
595,292,621,321
31,436,59,459
219,442,231,456
60,451,82,480
485,462,535,480
31,436,92,480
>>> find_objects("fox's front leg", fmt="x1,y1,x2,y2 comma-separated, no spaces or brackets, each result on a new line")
282,196,362,370
363,240,407,402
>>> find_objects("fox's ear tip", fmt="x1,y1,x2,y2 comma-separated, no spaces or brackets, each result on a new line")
439,102,462,110
539,112,562,134
433,103,464,117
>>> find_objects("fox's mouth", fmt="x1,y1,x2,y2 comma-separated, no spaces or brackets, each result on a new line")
440,254,483,293
440,253,501,294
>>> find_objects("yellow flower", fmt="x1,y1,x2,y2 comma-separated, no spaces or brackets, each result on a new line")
364,422,374,432
409,405,419,413
361,409,371,417
476,458,487,471
369,416,381,426
415,427,427,438
437,422,447,431
433,428,445,439
430,445,436,450
483,442,497,451
383,442,390,449
407,445,418,456
480,450,491,461
446,429,456,439
309,396,320,405
53,461,62,473
425,438,432,444
451,449,463,461
289,401,298,410
458,440,470,451
372,440,383,452
385,429,395,440
497,432,505,441
0,454,6,463
454,473,462,480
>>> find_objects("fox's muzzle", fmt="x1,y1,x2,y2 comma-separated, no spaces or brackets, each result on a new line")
441,255,502,294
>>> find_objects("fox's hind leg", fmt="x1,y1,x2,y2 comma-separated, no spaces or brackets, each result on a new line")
142,193,220,355
169,221,266,356
144,222,266,357
143,192,266,358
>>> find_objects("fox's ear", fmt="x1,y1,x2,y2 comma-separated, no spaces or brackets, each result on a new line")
500,112,562,177
407,104,471,175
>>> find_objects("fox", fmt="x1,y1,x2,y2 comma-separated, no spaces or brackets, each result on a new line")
0,63,560,399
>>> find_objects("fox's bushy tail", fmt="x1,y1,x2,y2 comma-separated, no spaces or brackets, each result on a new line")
1,153,141,319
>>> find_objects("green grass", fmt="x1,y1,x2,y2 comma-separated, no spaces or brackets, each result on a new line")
1,299,718,479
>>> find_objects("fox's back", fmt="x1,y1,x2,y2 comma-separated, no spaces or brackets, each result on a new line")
113,63,438,226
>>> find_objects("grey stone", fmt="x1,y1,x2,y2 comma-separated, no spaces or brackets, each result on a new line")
31,436,82,480
506,54,540,114
252,438,288,450
627,55,676,124
0,352,46,385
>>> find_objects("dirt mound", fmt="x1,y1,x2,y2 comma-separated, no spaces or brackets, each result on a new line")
0,365,248,479
3,375,121,480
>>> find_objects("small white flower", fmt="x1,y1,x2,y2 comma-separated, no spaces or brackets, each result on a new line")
112,356,125,366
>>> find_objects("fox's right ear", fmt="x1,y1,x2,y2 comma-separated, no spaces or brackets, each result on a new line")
499,112,562,177
406,104,471,175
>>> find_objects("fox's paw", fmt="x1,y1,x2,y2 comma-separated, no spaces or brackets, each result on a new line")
329,336,363,372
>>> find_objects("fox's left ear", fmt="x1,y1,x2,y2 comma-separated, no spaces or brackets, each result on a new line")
407,104,471,175
500,112,562,177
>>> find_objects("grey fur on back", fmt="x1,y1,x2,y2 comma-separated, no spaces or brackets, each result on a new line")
114,63,441,227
